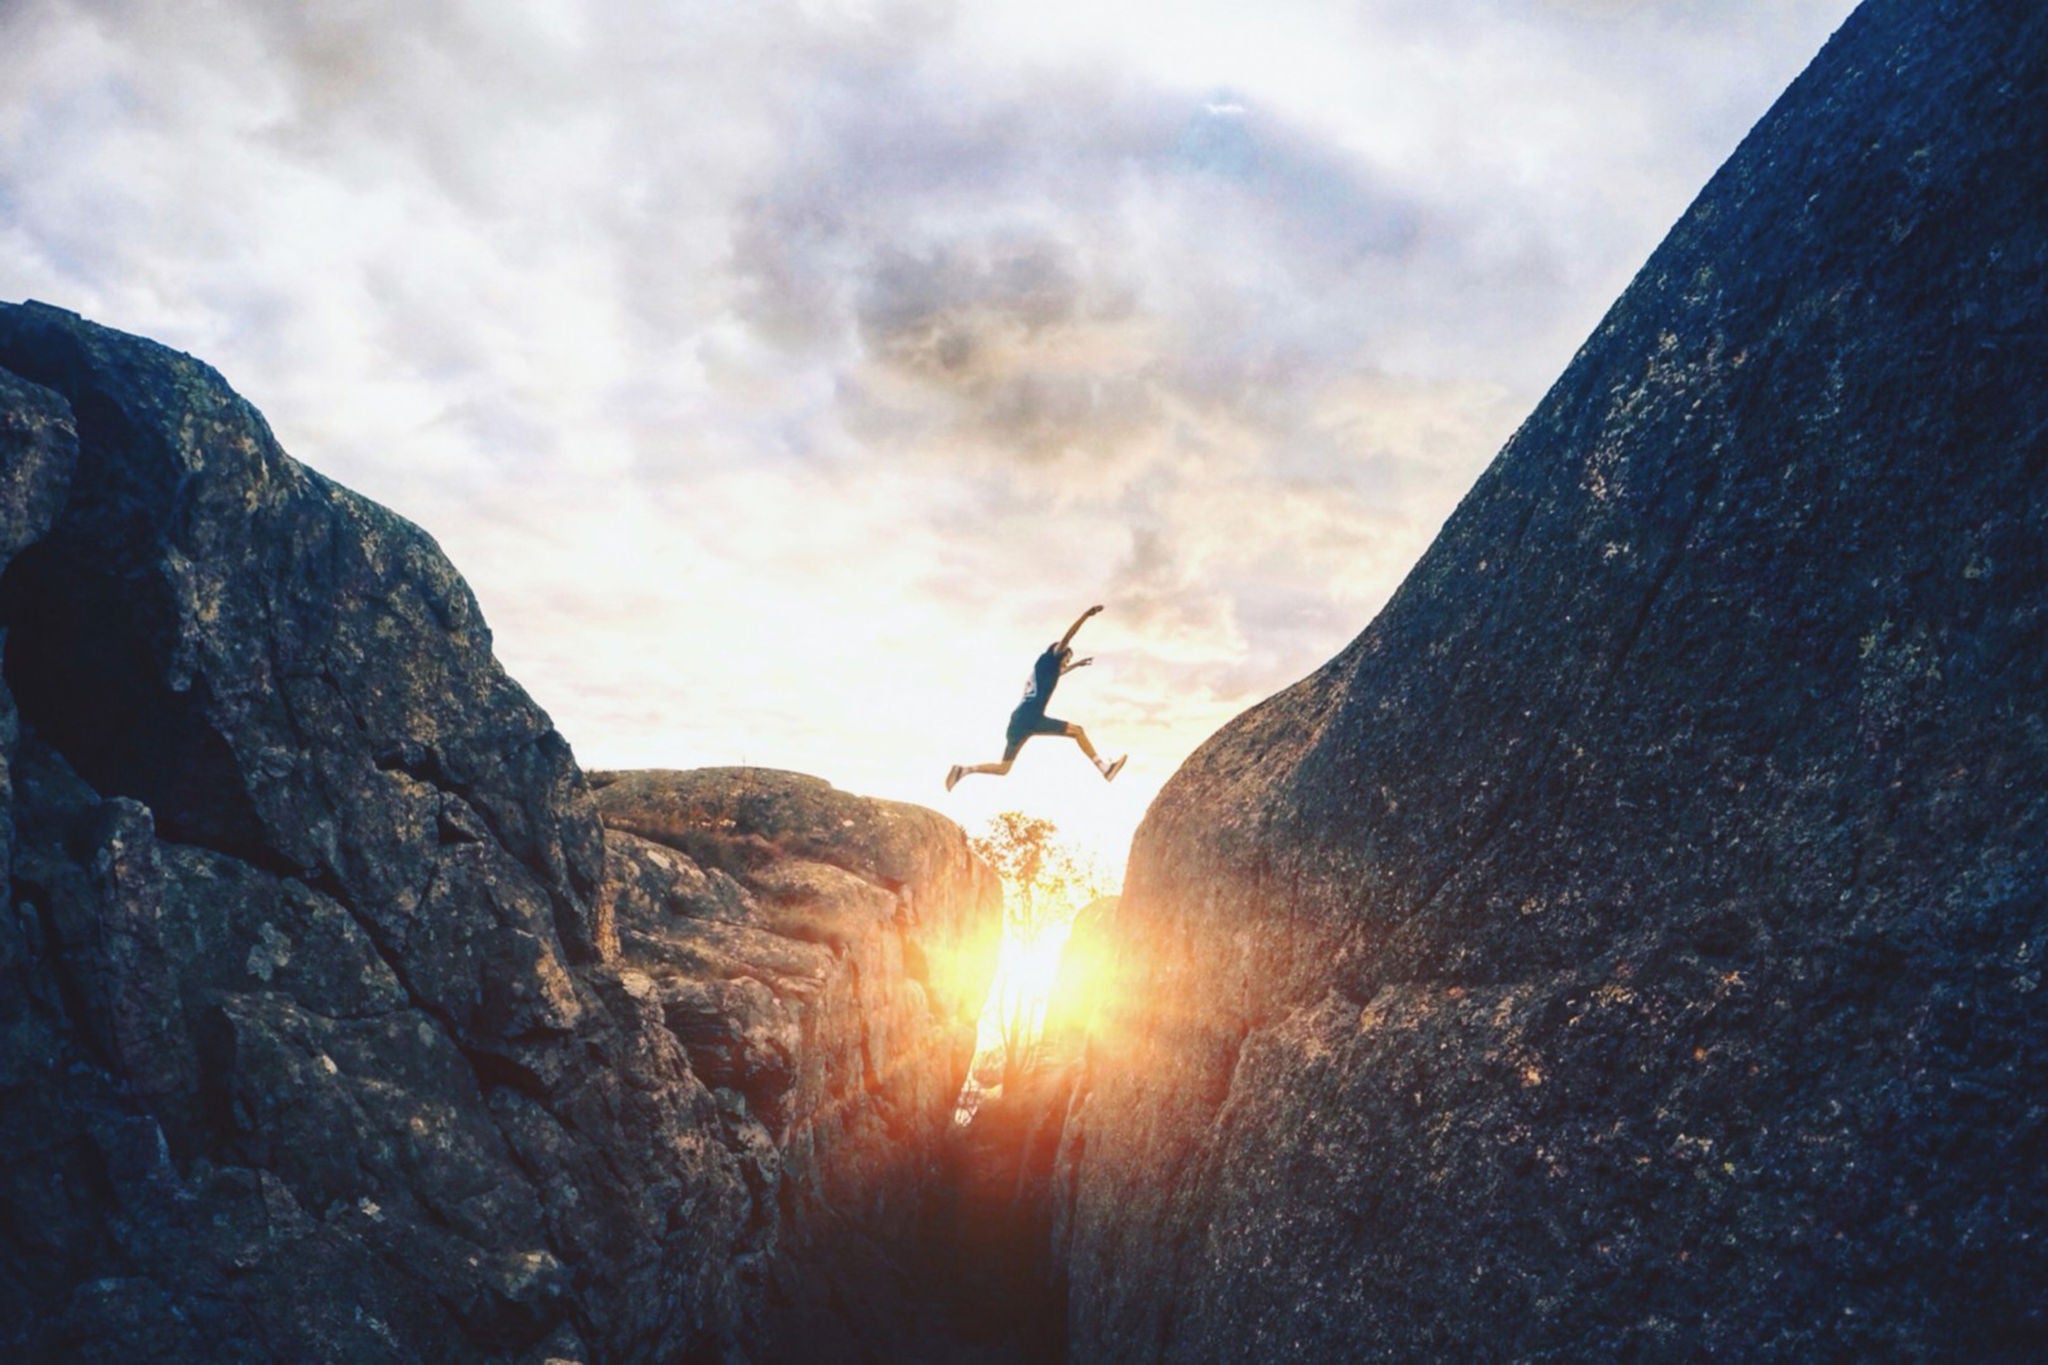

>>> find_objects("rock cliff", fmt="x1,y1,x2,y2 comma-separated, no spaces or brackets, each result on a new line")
1059,0,2048,1358
589,767,1001,1359
0,302,999,1362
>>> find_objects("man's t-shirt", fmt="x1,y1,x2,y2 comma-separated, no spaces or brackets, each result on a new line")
1015,647,1062,714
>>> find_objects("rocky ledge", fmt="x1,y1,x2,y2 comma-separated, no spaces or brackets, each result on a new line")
0,301,999,1362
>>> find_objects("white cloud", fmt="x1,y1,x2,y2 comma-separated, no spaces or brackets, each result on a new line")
0,0,1858,869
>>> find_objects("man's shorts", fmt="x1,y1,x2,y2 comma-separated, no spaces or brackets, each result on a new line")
1004,706,1071,762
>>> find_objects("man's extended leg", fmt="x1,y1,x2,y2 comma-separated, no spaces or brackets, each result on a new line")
947,733,1030,790
947,758,1014,790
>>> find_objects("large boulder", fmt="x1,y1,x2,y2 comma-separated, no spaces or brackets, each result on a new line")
1058,1,2048,1359
0,303,1000,1362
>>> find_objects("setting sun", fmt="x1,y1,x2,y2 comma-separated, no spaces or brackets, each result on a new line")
955,812,1116,1121
972,918,1076,1061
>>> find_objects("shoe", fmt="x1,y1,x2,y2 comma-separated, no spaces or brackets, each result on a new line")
946,765,964,792
1102,755,1126,782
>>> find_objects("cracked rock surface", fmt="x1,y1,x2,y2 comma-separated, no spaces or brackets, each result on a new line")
1057,2,2048,1359
590,767,1001,1360
0,303,999,1362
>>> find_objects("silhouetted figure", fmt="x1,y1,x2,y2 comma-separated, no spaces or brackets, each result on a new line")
948,605,1125,790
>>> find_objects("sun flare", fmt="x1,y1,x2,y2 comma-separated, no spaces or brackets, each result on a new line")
979,915,1076,1053
956,811,1117,1122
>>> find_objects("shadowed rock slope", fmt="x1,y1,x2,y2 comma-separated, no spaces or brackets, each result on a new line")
1060,1,2048,1359
0,302,999,1362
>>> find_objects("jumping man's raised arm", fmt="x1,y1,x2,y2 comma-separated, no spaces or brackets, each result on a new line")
1057,603,1104,651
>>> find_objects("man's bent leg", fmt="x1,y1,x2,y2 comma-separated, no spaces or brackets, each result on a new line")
1063,724,1101,761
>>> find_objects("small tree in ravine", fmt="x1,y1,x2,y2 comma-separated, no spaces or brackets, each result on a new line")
970,812,1111,1093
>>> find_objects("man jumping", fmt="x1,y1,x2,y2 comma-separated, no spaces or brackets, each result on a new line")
947,604,1126,790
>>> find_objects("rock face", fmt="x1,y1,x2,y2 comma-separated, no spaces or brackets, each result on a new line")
1059,2,2048,1359
589,767,1001,1358
0,302,999,1362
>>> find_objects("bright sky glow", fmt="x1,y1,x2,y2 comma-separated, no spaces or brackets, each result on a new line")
0,0,1857,872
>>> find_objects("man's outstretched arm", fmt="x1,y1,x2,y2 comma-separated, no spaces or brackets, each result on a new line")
1057,604,1103,651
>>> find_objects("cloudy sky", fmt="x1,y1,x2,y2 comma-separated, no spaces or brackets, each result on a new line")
0,0,1856,872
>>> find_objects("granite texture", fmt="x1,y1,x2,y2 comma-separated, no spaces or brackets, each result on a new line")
0,303,999,1363
1057,2,2048,1358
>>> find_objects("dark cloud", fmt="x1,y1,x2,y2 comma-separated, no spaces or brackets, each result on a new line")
724,56,1434,418
708,51,1482,541
858,241,1089,365
837,236,1163,467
